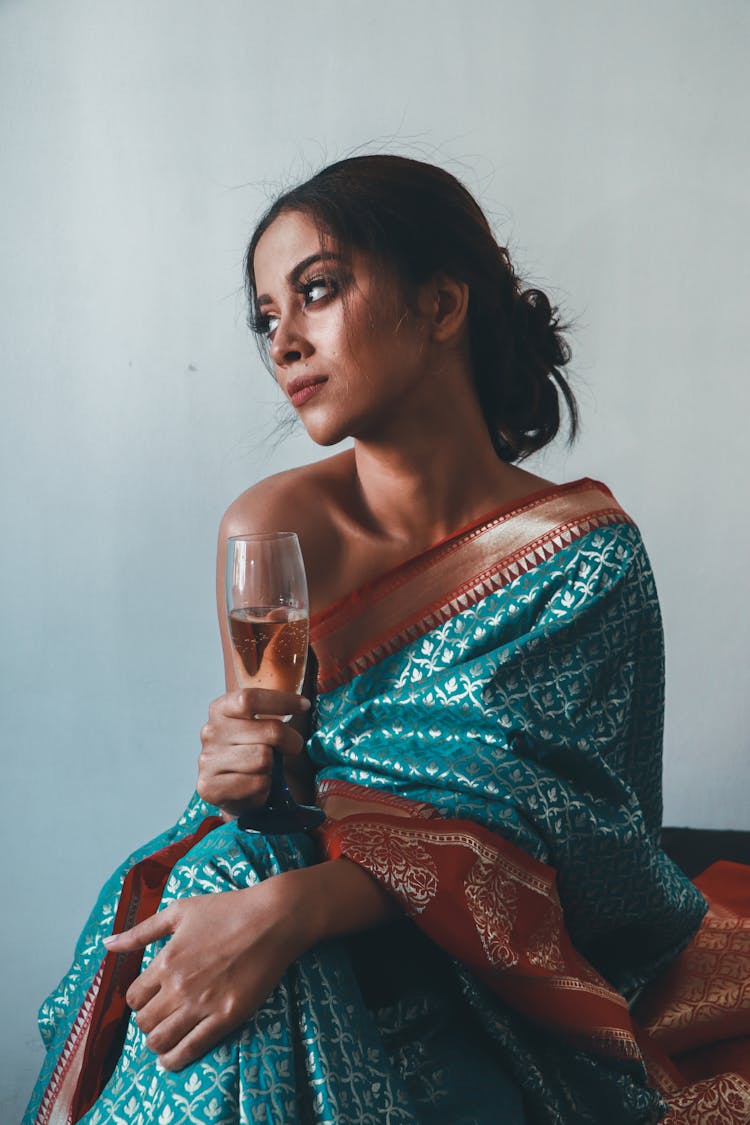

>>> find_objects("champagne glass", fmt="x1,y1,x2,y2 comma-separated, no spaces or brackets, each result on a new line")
225,532,325,833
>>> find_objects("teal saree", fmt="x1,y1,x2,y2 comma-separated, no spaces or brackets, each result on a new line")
24,479,750,1124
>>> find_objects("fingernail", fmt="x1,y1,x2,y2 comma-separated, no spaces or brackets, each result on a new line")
103,935,117,946
300,697,311,710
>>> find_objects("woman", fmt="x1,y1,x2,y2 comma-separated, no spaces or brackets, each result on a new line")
25,156,750,1124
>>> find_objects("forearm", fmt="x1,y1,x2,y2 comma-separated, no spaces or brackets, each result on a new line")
280,856,400,948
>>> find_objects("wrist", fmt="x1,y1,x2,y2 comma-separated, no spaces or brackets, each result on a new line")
279,857,399,948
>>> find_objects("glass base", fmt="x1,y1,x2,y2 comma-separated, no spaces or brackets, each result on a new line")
238,800,327,835
238,749,327,835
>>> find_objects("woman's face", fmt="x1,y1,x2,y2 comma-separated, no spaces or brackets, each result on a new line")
252,210,434,447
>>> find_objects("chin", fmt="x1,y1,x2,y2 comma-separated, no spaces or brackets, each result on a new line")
301,418,352,448
310,434,347,449
297,405,358,448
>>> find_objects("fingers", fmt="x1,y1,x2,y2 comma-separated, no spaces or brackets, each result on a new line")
126,960,162,1012
199,770,271,809
200,720,304,758
201,745,273,775
136,993,191,1046
196,742,274,809
157,1014,221,1072
103,908,175,954
211,689,310,721
130,977,219,1070
134,992,243,1072
200,717,304,755
199,691,307,810
145,1007,197,1063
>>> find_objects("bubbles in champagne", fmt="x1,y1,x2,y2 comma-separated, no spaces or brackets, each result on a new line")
229,606,308,692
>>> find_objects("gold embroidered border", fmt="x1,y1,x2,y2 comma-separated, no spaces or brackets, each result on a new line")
36,962,104,1125
542,975,630,1007
660,1073,750,1124
325,816,630,1010
635,902,750,1055
312,481,631,690
317,777,440,821
365,821,557,899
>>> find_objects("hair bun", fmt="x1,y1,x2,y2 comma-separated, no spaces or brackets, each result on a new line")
515,288,571,370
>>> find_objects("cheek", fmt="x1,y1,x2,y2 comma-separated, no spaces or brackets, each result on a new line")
325,311,358,364
326,296,417,393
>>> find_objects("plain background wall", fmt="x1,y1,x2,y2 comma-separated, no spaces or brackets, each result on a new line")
2,0,748,1115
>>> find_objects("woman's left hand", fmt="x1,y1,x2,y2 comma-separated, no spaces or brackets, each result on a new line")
103,874,312,1071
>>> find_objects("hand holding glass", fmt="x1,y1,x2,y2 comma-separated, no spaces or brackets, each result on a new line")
225,532,325,833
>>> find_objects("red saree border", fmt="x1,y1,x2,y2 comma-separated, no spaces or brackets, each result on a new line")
319,783,750,1116
311,479,632,692
318,780,640,1062
36,815,223,1125
633,861,750,1068
659,1074,750,1124
310,477,616,632
317,776,443,820
35,963,105,1125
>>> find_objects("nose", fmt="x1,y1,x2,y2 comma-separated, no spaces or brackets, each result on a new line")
268,314,313,368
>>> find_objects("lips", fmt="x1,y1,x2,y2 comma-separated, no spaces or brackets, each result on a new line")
286,375,328,408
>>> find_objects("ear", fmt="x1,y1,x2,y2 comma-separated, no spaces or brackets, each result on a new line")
428,273,470,343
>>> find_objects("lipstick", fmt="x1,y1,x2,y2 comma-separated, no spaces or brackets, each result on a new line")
287,376,327,408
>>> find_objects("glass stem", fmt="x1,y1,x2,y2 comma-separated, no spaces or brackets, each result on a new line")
268,749,292,809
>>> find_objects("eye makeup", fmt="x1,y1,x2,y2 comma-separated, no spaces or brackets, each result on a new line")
250,272,343,340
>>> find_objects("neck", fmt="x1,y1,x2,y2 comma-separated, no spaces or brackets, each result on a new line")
350,381,522,547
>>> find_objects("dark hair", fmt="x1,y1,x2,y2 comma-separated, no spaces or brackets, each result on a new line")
245,154,577,462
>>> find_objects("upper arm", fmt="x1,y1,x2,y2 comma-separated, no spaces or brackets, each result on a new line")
216,507,240,691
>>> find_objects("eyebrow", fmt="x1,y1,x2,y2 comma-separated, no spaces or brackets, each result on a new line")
256,252,342,308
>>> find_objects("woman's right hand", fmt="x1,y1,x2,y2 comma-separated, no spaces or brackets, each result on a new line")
197,689,311,818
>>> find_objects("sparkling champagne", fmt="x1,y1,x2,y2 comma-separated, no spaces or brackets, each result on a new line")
229,606,309,693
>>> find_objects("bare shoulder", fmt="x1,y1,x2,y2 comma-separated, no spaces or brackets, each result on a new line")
220,449,356,610
222,449,353,535
221,466,319,538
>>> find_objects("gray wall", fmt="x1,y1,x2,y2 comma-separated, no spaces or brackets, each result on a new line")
2,0,748,1116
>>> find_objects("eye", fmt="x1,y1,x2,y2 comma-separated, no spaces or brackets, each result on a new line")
249,274,339,342
301,274,337,306
249,311,280,340
264,313,281,338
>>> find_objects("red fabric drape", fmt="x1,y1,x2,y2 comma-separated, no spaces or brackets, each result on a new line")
69,816,223,1122
319,783,750,1122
